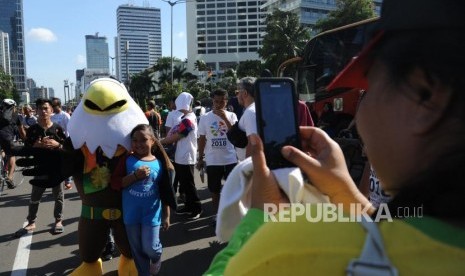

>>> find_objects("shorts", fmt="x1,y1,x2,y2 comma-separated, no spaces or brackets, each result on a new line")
0,128,15,155
206,163,237,194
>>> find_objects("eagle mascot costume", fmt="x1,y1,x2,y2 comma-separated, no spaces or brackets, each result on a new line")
16,78,177,275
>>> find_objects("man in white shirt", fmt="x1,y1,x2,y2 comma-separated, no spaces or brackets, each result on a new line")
197,89,238,223
161,92,202,220
51,97,73,190
236,77,257,161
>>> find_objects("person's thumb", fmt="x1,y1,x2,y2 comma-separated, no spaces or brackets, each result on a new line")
281,145,322,175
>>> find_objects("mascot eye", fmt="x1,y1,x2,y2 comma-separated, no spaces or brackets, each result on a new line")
103,100,127,111
84,99,101,111
84,99,127,112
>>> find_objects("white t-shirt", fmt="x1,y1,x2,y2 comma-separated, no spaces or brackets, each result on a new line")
51,110,71,137
173,112,198,165
236,102,257,161
165,110,183,129
198,110,238,166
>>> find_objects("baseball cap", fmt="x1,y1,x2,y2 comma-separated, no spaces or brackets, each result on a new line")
327,0,465,91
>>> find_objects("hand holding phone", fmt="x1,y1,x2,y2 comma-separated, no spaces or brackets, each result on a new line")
255,78,301,169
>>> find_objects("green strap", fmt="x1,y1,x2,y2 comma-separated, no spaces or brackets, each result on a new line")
81,204,122,220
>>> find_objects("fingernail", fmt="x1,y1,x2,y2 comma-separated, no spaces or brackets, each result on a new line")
281,147,291,158
249,135,257,146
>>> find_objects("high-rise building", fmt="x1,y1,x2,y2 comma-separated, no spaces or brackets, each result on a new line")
186,0,267,74
86,33,110,71
116,5,162,84
0,32,11,74
0,0,27,93
261,0,383,29
186,0,383,75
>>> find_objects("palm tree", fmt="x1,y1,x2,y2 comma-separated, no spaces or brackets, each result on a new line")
257,10,310,75
194,60,208,72
173,65,187,83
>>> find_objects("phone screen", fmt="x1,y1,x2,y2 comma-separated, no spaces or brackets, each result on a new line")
255,78,301,169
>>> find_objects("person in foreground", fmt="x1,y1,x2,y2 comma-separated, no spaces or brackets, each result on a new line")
205,0,465,275
112,124,174,275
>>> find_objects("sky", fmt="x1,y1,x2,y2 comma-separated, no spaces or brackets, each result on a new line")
23,0,188,102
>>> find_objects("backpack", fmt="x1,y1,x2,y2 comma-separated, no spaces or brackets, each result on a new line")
0,102,15,127
147,111,161,136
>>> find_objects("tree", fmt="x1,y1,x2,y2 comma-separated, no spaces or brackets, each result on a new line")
173,65,187,83
130,70,155,105
236,60,263,78
0,68,18,101
258,10,310,76
314,0,376,32
194,60,208,72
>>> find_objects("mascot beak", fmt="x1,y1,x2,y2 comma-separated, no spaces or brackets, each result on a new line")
82,79,130,115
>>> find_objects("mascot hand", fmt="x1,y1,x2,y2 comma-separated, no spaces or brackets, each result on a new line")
13,146,79,188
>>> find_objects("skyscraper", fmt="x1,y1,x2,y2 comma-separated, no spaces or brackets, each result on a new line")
0,32,11,74
186,0,266,74
116,5,162,84
261,0,383,28
0,0,27,93
86,33,110,71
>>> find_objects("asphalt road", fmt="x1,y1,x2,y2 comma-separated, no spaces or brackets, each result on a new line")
0,166,226,276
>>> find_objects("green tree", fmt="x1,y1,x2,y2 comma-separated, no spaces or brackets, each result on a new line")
314,0,376,32
258,10,310,75
194,60,208,72
0,68,18,101
236,60,263,78
154,56,182,84
173,65,187,83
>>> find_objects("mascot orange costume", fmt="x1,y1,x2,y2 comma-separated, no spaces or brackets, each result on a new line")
16,78,176,275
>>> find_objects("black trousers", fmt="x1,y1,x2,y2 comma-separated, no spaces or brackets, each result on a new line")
174,163,202,212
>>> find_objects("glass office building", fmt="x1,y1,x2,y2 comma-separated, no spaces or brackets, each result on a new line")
0,0,27,93
116,5,162,84
86,33,110,71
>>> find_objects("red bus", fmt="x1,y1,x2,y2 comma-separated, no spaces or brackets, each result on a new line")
279,17,379,135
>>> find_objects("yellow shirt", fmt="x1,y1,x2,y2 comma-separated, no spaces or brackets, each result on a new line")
206,209,465,275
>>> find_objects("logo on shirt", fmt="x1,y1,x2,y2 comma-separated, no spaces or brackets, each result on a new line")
210,121,227,137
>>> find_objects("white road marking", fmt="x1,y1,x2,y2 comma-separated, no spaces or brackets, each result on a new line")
11,222,32,276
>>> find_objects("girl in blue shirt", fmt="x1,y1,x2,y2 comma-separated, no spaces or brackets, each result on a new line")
113,124,176,275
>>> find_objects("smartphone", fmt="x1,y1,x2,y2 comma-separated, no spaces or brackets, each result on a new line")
255,78,301,169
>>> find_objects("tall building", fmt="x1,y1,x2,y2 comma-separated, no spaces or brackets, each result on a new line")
261,0,383,29
86,33,110,72
0,0,27,93
186,0,383,75
186,0,267,74
116,5,162,84
0,32,11,74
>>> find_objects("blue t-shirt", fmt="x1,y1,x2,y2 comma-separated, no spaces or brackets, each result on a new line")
122,155,162,226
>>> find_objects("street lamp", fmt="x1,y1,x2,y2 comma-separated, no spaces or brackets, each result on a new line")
161,0,187,85
124,41,131,95
109,56,115,76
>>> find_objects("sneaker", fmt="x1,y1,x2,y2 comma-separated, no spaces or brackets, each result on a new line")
150,259,162,275
176,207,192,215
6,178,16,189
187,210,203,220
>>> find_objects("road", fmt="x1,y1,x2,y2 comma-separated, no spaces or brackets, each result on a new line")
0,167,225,276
